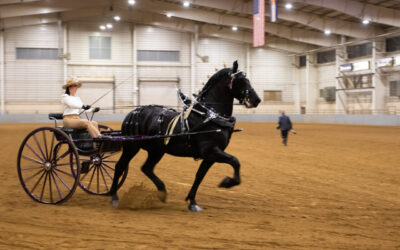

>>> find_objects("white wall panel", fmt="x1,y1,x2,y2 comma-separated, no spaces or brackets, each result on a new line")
5,24,63,103
67,22,133,106
68,22,132,64
136,25,191,102
250,48,295,103
196,38,246,95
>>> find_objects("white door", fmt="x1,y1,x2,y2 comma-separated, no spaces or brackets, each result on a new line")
77,83,114,114
139,81,178,108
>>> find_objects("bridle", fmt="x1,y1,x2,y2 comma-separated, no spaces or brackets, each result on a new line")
229,71,254,107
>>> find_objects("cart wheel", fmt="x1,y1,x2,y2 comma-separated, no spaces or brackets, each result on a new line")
78,124,127,195
78,150,127,195
17,127,80,204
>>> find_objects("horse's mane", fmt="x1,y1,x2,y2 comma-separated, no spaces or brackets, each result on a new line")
197,68,231,99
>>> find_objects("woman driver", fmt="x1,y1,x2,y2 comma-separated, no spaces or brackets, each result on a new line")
61,78,102,138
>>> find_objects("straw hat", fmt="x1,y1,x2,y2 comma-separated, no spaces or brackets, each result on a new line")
62,78,82,89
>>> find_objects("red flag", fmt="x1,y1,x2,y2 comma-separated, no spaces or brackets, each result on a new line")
253,0,265,47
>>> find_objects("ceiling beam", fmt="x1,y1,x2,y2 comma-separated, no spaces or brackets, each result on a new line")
0,6,314,53
186,0,383,38
292,0,400,28
0,0,337,46
131,0,339,47
0,0,40,5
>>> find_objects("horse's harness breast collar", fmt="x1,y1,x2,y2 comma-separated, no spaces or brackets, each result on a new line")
163,100,235,145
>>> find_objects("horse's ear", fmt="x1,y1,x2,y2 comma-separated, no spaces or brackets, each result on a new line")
232,60,238,73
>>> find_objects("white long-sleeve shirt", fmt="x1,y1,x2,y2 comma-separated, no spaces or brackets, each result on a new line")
61,94,91,116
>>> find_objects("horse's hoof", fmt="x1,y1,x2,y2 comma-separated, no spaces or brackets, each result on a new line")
188,204,203,212
111,199,119,207
157,191,167,203
111,194,119,207
218,176,239,188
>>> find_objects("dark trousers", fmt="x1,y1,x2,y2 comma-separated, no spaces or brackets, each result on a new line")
281,130,289,145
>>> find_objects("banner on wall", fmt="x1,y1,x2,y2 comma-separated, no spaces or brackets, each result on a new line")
352,61,370,71
339,63,353,72
377,57,394,67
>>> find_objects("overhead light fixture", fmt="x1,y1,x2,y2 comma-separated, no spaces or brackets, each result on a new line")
128,0,136,5
362,19,370,25
114,16,121,21
285,3,293,9
166,13,173,18
100,25,106,30
232,26,238,31
324,29,331,35
183,1,190,7
106,23,113,29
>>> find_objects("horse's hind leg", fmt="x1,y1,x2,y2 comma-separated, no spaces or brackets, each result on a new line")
110,144,139,206
141,150,167,202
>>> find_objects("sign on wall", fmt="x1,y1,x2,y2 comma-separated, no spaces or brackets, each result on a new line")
352,61,370,71
394,56,400,66
339,63,353,72
377,57,394,67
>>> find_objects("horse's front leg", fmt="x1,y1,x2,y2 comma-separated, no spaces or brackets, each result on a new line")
211,147,241,188
185,160,214,212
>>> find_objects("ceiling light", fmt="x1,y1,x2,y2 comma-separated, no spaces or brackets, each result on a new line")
183,1,190,7
324,29,331,35
232,26,238,31
285,3,293,9
106,23,113,29
166,13,173,18
114,16,121,21
128,0,135,5
362,19,370,25
100,25,106,30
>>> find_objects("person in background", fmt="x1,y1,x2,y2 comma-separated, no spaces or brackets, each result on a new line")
61,78,102,138
276,111,296,146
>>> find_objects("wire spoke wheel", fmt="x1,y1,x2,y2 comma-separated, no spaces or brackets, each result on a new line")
78,125,126,195
17,127,80,204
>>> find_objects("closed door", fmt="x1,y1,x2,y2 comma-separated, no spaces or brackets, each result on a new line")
139,81,178,108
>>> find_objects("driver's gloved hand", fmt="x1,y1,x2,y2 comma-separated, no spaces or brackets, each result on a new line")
82,105,91,110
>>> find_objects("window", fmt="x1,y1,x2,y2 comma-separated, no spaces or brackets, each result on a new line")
299,55,306,67
317,50,336,64
390,81,400,96
16,48,60,60
137,50,180,62
386,36,400,52
89,36,111,59
320,89,324,97
263,90,282,101
347,43,372,59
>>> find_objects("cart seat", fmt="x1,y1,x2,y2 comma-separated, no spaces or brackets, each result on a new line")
49,113,63,120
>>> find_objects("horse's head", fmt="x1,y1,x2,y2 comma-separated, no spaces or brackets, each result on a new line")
229,61,261,108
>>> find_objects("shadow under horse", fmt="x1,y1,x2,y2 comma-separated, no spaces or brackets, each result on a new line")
110,61,261,211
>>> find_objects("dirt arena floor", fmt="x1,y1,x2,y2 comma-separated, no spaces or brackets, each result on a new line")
0,122,399,249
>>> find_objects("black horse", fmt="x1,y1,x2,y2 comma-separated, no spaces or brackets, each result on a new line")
109,61,261,211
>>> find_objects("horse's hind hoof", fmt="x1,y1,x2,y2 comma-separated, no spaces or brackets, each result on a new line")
157,191,167,203
111,194,119,207
111,199,119,207
188,204,203,212
218,176,239,188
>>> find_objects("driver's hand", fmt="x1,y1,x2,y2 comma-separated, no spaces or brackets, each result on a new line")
82,105,91,110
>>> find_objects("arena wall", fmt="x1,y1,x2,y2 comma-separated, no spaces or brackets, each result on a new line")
0,22,399,117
